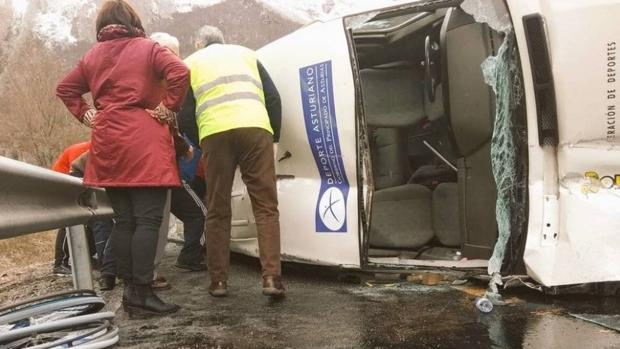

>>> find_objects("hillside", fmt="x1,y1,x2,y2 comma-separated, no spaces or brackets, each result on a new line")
0,0,405,165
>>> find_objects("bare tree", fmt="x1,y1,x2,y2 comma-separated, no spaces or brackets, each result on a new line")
0,40,89,167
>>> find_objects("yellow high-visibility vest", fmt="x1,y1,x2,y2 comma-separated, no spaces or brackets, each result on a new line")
184,44,273,142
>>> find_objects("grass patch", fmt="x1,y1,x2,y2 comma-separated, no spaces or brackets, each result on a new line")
0,231,56,272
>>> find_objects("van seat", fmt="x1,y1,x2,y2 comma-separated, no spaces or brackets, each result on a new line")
369,184,433,249
372,128,410,190
432,183,460,247
361,68,426,128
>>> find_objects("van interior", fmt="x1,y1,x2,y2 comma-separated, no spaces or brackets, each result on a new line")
346,6,523,268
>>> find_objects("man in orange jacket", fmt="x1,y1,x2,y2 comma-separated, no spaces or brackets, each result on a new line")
51,141,91,174
51,141,94,276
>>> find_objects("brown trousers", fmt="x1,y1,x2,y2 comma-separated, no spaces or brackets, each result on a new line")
202,127,281,282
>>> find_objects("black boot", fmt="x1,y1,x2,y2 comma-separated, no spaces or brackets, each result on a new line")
124,284,179,315
98,274,116,291
122,283,134,305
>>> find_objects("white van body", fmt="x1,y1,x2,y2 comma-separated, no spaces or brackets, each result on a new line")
226,0,620,288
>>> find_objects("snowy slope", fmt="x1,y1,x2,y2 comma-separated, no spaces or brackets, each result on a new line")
7,0,420,48
10,0,27,18
173,0,224,13
32,0,96,47
257,0,418,23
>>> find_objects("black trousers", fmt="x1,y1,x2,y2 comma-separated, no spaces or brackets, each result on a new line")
54,224,104,268
171,182,206,265
106,187,167,286
54,171,99,269
54,227,70,267
90,219,116,276
190,176,206,201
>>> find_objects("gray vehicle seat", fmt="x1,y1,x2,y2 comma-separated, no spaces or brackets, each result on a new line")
369,184,433,249
372,128,410,190
361,68,426,128
432,183,459,247
362,67,434,249
441,7,499,258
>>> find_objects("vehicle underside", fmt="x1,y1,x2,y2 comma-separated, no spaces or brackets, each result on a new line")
346,3,529,273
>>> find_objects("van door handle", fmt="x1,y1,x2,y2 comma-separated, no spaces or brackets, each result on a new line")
278,151,292,162
276,174,295,180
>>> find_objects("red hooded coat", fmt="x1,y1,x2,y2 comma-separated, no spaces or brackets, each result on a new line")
56,29,189,187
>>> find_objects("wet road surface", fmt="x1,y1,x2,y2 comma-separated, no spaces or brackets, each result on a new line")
94,244,620,349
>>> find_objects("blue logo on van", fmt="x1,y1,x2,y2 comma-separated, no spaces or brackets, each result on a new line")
299,61,349,233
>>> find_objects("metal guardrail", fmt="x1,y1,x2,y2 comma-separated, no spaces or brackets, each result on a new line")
0,156,113,238
0,156,114,290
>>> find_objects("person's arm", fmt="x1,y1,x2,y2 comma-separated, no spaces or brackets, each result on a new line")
56,60,93,125
51,150,71,174
257,60,281,142
70,151,89,177
151,44,190,112
177,86,200,147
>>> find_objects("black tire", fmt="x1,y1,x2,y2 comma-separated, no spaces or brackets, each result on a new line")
0,290,97,317
0,296,105,326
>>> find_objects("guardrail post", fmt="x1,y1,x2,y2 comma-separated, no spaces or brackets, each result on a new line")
67,225,94,290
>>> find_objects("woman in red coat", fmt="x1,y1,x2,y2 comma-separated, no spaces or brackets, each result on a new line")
56,0,189,315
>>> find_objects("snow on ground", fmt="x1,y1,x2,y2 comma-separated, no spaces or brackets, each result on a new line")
32,0,96,47
15,0,424,48
9,0,29,35
11,0,28,18
174,0,225,13
256,0,419,23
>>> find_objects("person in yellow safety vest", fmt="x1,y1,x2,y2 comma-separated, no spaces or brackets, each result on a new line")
177,25,284,298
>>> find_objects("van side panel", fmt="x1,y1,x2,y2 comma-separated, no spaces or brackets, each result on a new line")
509,0,620,286
254,20,361,268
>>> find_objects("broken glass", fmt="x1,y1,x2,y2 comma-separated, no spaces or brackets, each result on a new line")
345,12,381,30
464,0,528,299
461,0,512,34
352,12,430,32
483,32,525,293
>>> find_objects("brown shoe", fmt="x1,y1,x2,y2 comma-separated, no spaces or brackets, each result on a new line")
208,281,228,297
262,276,285,298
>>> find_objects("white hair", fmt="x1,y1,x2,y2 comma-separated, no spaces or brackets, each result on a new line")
196,25,225,48
150,32,180,56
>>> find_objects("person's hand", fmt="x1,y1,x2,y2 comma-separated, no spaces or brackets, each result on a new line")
82,108,97,128
185,145,194,162
146,102,176,125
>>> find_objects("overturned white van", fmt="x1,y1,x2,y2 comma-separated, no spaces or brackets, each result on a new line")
226,0,620,293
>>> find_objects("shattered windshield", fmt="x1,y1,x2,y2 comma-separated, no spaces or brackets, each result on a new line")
462,0,528,300
461,0,512,33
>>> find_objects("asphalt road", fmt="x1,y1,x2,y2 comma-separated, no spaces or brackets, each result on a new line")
2,243,620,349
97,244,620,349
